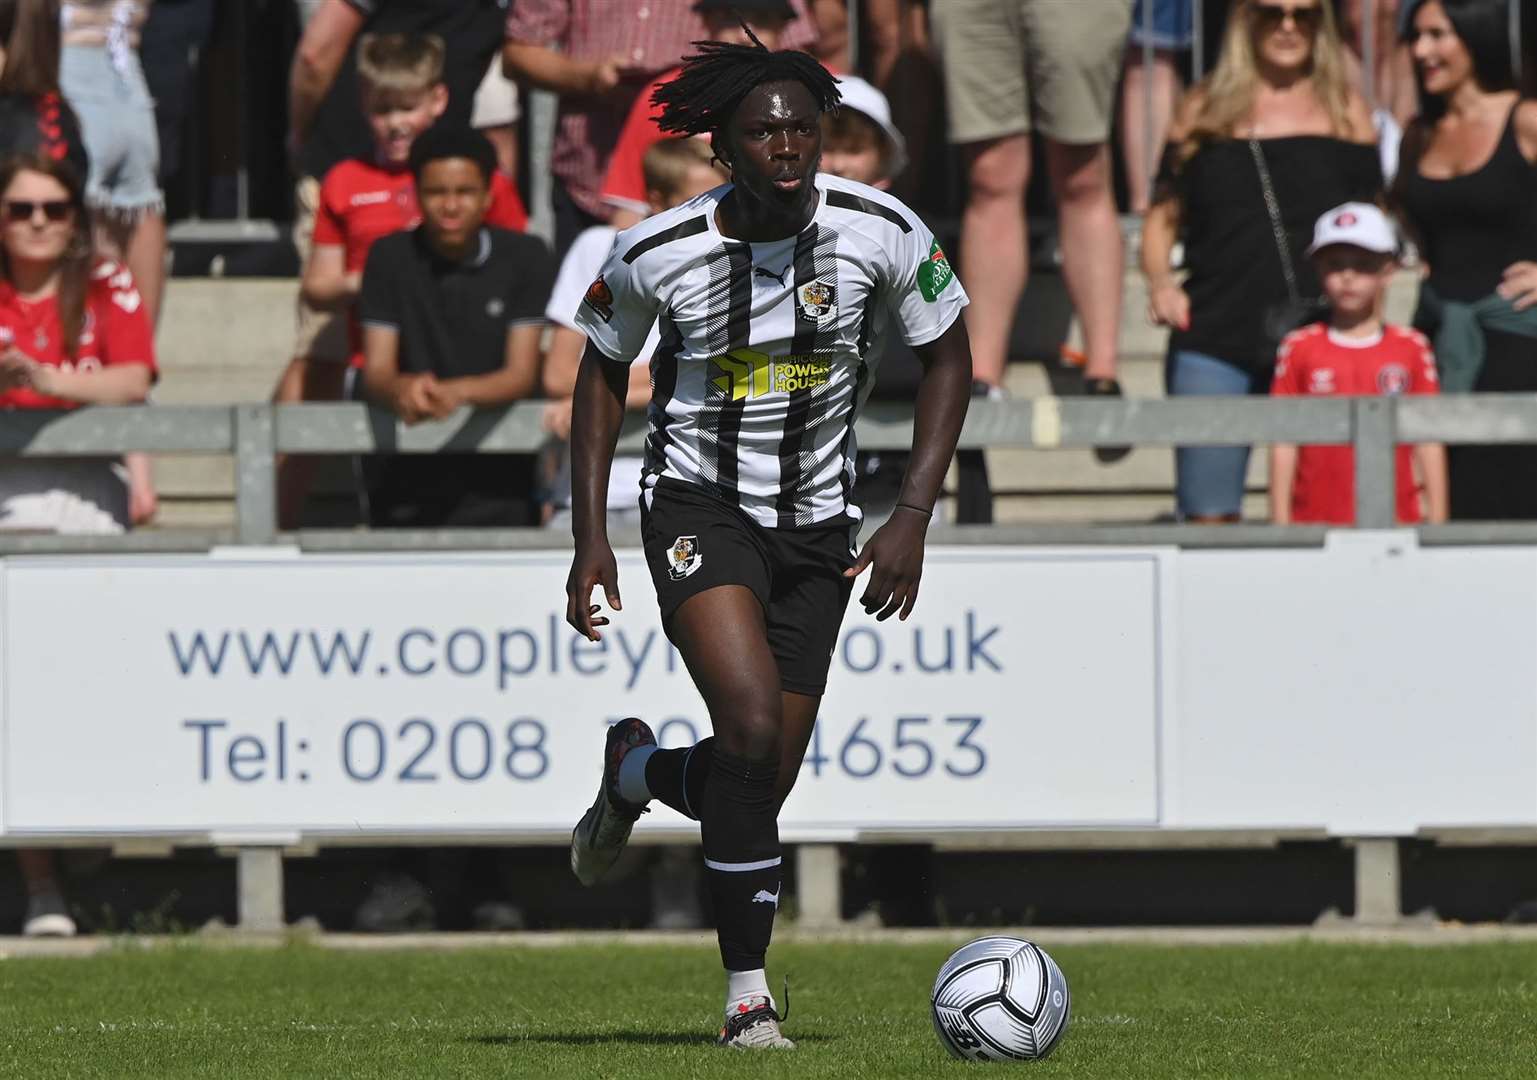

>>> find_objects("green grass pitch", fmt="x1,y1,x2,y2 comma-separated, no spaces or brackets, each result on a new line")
2,940,1534,1078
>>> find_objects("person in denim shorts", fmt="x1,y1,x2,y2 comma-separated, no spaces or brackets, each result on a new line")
60,0,164,526
1121,0,1194,214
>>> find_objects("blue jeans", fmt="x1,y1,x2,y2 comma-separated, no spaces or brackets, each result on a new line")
1166,348,1263,519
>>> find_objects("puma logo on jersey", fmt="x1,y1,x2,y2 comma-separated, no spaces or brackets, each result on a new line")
751,888,780,908
753,265,789,285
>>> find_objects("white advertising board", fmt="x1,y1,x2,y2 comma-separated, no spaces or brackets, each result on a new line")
0,549,1168,837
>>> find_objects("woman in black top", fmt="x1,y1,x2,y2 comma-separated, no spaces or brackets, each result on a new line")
1396,0,1537,520
1141,0,1381,522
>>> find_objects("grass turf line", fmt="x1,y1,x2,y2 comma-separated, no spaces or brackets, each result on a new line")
1,941,1534,1078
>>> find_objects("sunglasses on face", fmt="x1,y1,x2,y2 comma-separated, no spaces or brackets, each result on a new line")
3,199,73,224
1251,3,1323,31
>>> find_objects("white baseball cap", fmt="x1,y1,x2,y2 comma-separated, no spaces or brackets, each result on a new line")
1307,202,1398,256
832,75,908,177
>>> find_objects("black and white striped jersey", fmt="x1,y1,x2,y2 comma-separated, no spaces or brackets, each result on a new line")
574,173,968,528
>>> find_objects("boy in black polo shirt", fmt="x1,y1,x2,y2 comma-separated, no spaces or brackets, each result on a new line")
359,125,555,527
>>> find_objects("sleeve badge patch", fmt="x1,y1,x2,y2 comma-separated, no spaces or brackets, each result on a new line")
582,275,614,323
916,240,955,302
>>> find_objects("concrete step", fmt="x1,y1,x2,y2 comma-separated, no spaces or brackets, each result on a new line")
990,491,1269,525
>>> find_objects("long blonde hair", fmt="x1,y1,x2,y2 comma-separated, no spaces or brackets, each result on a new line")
1183,0,1356,155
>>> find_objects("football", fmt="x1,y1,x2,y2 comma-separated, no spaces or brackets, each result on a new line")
931,936,1071,1061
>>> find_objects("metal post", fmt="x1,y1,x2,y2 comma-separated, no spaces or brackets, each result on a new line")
1352,397,1396,528
236,847,285,933
846,0,860,74
1353,837,1401,924
234,404,277,545
795,844,843,927
527,89,558,249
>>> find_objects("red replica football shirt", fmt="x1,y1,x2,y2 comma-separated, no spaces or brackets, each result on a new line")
312,157,530,367
0,260,156,411
1271,323,1439,525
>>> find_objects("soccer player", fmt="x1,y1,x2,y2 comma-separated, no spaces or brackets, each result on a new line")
564,34,973,1048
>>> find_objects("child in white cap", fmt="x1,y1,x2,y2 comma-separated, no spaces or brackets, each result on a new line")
1270,202,1447,526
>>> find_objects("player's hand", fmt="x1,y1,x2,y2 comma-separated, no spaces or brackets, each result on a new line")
1498,261,1537,311
566,537,622,642
542,398,574,440
1147,280,1191,330
392,374,438,424
843,506,928,621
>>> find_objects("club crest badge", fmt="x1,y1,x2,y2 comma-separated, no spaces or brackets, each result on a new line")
667,535,702,581
583,275,614,323
796,278,837,323
1377,364,1410,395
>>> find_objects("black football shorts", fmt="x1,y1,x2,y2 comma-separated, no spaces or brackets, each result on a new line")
640,477,857,696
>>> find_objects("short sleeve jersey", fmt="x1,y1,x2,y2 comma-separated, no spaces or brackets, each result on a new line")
312,157,528,367
1272,323,1439,524
0,260,156,411
573,174,968,527
546,224,659,511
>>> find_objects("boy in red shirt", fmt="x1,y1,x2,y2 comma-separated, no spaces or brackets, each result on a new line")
1270,202,1447,526
278,31,528,525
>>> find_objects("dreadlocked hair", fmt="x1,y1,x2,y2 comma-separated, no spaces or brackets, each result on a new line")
651,30,841,142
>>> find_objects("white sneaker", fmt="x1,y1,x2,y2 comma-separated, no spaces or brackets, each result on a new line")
570,718,654,887
718,995,794,1050
23,893,76,937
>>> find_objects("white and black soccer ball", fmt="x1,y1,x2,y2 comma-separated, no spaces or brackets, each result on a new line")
931,936,1070,1062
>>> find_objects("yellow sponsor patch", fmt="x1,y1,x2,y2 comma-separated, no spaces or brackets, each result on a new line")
710,349,832,400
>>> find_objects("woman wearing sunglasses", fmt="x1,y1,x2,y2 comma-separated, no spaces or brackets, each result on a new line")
0,149,155,535
1395,0,1537,521
1142,0,1382,522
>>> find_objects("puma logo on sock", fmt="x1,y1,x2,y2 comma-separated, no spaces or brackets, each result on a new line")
751,888,780,908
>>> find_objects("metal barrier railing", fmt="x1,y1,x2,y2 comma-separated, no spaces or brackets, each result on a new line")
7,395,1537,553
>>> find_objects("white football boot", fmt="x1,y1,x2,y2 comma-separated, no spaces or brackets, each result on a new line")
718,995,794,1050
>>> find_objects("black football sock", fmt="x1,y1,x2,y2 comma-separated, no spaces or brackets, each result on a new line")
699,745,780,972
643,737,714,820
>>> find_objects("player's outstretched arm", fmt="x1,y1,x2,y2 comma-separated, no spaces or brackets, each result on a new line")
845,317,973,621
565,341,631,641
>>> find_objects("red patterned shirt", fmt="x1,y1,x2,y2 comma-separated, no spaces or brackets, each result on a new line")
0,261,156,411
506,0,817,218
1272,323,1439,525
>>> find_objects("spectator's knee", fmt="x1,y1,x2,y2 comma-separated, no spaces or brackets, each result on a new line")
965,138,1030,203
1048,142,1114,205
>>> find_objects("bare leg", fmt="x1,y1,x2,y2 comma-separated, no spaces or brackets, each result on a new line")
480,123,519,185
669,587,787,998
1120,47,1182,215
18,850,60,896
956,134,1031,389
776,691,822,811
96,215,167,528
1045,139,1123,382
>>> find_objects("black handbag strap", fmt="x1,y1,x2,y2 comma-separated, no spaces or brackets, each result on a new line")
1248,137,1303,306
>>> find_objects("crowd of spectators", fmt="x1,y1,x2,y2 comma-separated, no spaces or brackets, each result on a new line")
0,0,1535,930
